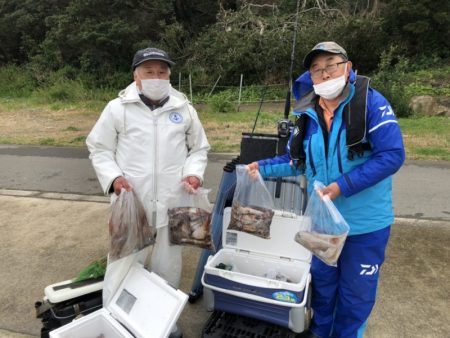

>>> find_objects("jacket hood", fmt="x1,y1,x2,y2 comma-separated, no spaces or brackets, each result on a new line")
292,69,357,101
292,69,357,115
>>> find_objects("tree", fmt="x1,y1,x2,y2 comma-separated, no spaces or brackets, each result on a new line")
33,0,174,76
186,4,297,84
381,0,450,58
1,0,447,88
0,0,70,65
173,0,220,34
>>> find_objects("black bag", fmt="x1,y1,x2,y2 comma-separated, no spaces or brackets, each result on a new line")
240,132,288,164
35,279,103,338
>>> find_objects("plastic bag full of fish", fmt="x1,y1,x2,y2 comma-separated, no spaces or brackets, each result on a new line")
228,201,274,239
295,231,346,266
168,207,214,250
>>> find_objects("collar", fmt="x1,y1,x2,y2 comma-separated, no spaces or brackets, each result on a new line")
319,96,338,114
293,81,355,119
139,94,170,110
293,69,357,101
119,82,189,111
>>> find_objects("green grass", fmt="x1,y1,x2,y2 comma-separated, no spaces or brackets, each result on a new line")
200,109,279,125
64,126,81,132
398,116,450,161
39,138,57,145
70,136,87,143
0,93,449,160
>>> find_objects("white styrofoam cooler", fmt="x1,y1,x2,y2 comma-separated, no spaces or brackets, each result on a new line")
50,263,188,338
202,207,312,333
44,278,103,304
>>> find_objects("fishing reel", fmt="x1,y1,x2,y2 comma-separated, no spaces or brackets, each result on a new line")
277,119,294,139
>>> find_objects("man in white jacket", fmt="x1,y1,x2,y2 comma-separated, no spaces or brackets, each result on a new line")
86,47,209,336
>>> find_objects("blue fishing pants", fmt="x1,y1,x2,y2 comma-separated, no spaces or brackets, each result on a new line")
310,226,391,338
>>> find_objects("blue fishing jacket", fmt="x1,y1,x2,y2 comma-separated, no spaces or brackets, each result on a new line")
258,70,405,235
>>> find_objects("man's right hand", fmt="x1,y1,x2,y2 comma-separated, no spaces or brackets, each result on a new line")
246,162,259,179
113,176,132,195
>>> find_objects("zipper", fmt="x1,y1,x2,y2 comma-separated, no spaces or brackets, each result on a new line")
337,125,344,174
303,109,317,177
152,115,158,227
307,137,316,176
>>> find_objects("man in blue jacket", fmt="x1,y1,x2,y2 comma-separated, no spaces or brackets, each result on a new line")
247,41,405,338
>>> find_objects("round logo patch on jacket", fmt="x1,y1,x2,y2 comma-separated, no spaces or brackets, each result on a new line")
169,112,183,124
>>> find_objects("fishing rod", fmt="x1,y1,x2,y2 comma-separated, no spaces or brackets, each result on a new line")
250,0,302,137
277,0,301,139
251,85,267,135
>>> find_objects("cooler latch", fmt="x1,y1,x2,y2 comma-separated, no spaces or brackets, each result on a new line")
280,256,292,262
238,249,251,255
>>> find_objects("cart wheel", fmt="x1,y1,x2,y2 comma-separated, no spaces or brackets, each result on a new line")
188,290,202,304
304,281,313,330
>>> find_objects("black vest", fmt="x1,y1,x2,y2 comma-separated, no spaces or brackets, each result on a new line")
290,75,371,168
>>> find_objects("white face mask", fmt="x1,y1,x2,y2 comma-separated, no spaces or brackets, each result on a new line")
313,64,347,100
140,79,171,101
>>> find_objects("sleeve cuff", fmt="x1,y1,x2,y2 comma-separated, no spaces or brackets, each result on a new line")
182,174,203,185
336,175,351,197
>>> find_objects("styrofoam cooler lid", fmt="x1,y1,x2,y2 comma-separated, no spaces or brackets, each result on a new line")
223,207,311,262
108,263,188,338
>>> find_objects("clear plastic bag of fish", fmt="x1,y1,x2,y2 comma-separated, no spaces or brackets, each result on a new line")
294,181,349,266
167,184,214,250
228,165,275,239
108,189,156,263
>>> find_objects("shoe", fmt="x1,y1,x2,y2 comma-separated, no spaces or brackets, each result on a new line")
297,330,321,338
168,326,183,338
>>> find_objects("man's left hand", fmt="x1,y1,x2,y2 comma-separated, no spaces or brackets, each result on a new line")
183,176,201,193
321,182,341,200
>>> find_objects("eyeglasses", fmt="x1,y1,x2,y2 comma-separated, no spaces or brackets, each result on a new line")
310,61,347,79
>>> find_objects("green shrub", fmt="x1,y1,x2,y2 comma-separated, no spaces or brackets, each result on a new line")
37,78,86,102
77,69,132,89
207,92,235,113
0,64,36,97
371,46,413,117
403,60,450,97
240,85,286,102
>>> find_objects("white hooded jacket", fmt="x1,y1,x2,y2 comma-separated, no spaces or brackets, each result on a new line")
86,82,210,228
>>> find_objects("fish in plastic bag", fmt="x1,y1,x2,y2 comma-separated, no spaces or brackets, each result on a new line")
295,181,349,266
228,165,275,239
168,185,214,250
108,189,156,262
228,201,274,239
295,230,347,266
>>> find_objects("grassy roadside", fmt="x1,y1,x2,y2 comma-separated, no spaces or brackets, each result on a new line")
399,116,450,161
0,98,449,160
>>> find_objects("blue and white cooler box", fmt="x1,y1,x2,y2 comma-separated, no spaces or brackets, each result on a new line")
50,263,188,338
202,207,312,333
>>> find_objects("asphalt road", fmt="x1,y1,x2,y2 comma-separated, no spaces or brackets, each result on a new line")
0,145,230,201
0,145,449,221
0,144,449,338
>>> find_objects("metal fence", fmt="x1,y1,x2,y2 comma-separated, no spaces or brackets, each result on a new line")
174,73,290,105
